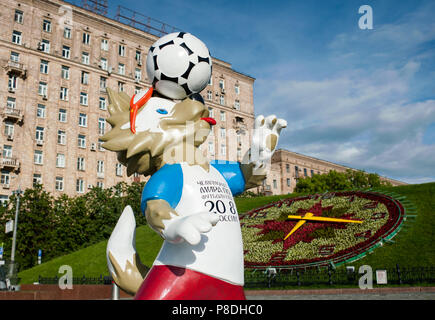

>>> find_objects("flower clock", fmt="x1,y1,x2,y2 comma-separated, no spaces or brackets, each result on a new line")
240,191,406,268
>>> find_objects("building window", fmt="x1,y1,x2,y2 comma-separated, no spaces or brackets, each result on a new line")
101,38,108,51
118,81,124,92
8,75,17,91
40,39,50,53
286,164,290,173
219,79,225,90
207,90,212,101
2,145,12,158
40,60,49,74
115,163,123,176
10,52,19,62
80,92,88,106
219,95,225,106
61,66,70,79
208,77,213,86
7,97,16,109
97,160,104,174
100,76,107,90
38,82,47,97
56,153,65,168
311,169,314,177
33,174,42,187
237,148,242,159
208,107,214,118
0,195,8,206
135,50,142,64
34,150,43,164
82,52,89,65
135,68,141,81
12,30,22,44
220,111,226,121
63,27,71,39
55,176,64,191
79,113,87,127
57,130,66,145
134,86,141,95
62,46,70,59
37,104,46,118
118,44,125,56
78,134,86,148
118,63,125,75
76,179,84,193
98,139,105,151
304,168,307,177
60,87,68,101
234,100,240,110
96,181,104,189
58,109,67,122
77,157,85,171
4,122,14,138
208,141,214,154
287,178,291,187
42,19,51,32
236,132,241,144
273,179,277,189
98,118,106,135
35,126,44,142
99,97,107,110
14,10,23,24
100,58,107,70
82,32,90,45
1,171,10,187
295,166,299,178
220,127,226,139
220,144,226,156
235,84,240,95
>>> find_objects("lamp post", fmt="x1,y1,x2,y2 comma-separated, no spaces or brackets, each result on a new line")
10,187,23,274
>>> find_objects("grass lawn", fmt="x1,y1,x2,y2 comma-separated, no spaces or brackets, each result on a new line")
17,183,435,284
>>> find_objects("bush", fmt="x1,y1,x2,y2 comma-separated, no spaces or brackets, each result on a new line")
295,169,391,194
0,182,146,270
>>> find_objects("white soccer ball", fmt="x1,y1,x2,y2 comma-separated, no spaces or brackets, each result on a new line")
146,32,212,100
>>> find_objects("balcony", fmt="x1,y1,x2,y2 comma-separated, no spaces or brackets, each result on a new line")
1,157,20,172
4,60,27,79
2,107,23,123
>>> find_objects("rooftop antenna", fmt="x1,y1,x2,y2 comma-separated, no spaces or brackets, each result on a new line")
81,0,108,16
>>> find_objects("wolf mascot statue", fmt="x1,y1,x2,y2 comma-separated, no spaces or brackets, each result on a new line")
102,34,287,300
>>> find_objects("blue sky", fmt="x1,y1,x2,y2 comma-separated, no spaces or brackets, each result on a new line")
79,0,435,183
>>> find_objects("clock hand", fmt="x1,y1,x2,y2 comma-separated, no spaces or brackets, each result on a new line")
284,212,313,240
287,215,363,224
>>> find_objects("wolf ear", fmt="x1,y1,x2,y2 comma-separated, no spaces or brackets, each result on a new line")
107,88,130,115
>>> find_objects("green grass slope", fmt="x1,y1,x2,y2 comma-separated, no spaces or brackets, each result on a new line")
352,182,435,269
18,183,435,284
18,224,163,284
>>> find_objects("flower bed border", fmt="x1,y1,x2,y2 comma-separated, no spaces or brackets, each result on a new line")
241,191,406,269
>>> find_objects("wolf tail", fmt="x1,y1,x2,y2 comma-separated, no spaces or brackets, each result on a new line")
106,205,149,296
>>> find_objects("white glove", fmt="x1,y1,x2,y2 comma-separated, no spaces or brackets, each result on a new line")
250,114,287,169
162,212,219,245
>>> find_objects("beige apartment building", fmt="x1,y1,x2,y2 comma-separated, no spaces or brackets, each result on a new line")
0,0,404,203
0,0,255,203
262,149,407,195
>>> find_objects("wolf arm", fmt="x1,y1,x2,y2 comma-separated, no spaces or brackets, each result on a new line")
212,115,287,191
141,164,218,245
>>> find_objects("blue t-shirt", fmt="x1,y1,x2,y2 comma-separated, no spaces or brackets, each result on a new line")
141,161,245,213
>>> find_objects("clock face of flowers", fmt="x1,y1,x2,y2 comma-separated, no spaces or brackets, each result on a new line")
240,191,405,268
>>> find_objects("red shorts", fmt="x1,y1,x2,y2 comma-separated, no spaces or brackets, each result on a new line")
135,265,246,300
